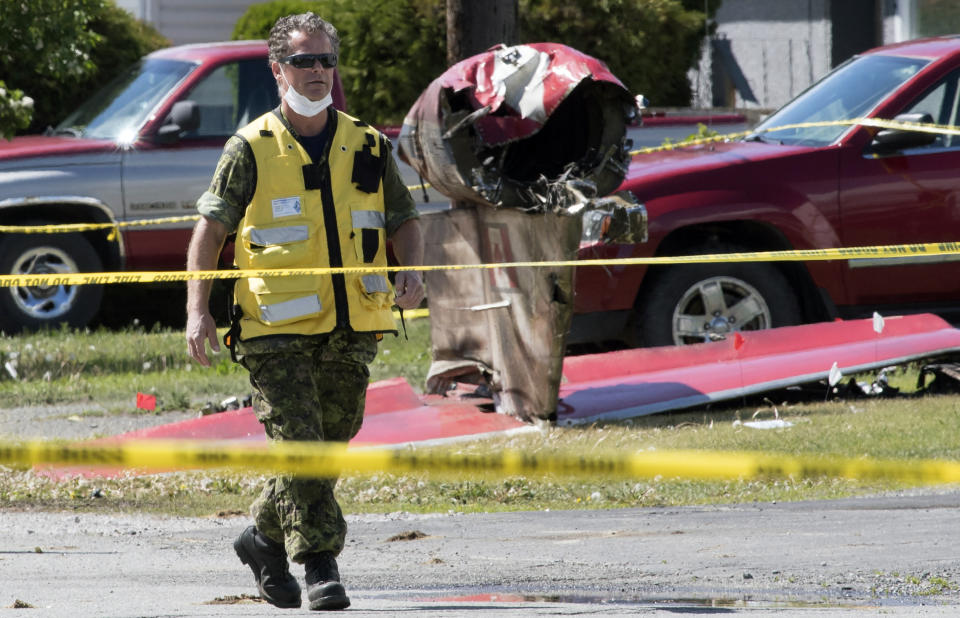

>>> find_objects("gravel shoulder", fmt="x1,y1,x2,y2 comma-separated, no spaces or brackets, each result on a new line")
3,492,960,616
0,404,200,442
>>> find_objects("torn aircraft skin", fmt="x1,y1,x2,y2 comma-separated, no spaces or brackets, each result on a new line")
398,42,640,213
405,42,647,420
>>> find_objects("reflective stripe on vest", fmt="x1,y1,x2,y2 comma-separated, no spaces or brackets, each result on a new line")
260,294,322,323
362,274,390,294
351,210,385,229
250,226,309,246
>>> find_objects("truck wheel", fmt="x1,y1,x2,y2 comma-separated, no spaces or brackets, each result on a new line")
0,233,104,334
636,249,802,347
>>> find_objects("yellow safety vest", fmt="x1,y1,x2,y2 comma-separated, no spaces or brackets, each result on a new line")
232,110,396,340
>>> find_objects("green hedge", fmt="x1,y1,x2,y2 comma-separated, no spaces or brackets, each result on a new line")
232,0,446,126
520,0,708,107
235,0,711,125
7,2,169,134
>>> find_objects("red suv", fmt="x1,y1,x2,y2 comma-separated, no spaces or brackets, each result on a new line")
571,36,960,347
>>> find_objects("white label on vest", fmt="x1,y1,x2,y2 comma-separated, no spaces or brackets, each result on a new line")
271,196,302,218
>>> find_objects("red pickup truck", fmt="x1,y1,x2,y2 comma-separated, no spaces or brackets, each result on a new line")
571,36,960,347
0,41,345,333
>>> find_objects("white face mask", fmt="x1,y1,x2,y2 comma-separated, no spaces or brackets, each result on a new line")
280,69,332,117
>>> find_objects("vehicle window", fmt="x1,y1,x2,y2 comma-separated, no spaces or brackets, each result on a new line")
56,59,195,142
751,55,929,147
181,59,279,139
899,68,960,148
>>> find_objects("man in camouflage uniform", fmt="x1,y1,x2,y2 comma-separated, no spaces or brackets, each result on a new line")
185,12,424,611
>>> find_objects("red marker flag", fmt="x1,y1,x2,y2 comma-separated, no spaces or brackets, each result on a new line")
136,392,157,411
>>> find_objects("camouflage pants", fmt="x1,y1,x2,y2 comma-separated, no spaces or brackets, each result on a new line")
238,331,377,563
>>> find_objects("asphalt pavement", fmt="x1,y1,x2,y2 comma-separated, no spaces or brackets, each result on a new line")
3,490,960,616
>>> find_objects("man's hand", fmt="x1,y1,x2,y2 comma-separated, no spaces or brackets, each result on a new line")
186,309,220,367
394,270,425,309
185,216,229,367
389,218,425,310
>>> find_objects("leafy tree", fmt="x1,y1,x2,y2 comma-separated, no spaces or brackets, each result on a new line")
519,0,708,106
0,0,104,137
233,0,445,125
0,0,168,137
0,85,33,138
916,0,960,37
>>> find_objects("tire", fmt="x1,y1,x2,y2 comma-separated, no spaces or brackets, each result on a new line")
636,245,802,347
0,232,104,334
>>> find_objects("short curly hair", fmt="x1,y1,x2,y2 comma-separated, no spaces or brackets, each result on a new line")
268,12,340,61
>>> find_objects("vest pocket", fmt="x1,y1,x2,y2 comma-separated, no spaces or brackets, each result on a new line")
246,276,331,326
352,273,394,311
240,222,312,270
258,294,322,325
349,208,385,263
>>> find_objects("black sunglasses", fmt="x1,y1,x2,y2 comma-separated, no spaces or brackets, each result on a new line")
279,53,338,70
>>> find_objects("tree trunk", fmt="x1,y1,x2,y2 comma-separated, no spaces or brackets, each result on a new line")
446,0,518,65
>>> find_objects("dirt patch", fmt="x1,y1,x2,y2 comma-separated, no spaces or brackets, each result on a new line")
385,530,429,542
204,594,264,605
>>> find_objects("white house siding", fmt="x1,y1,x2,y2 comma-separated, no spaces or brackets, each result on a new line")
116,0,264,45
690,0,906,112
690,0,832,111
156,0,266,44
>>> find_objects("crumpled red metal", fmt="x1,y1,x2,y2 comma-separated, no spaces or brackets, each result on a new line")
398,42,636,209
442,42,627,145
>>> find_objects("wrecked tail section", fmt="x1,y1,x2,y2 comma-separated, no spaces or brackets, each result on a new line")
405,43,646,421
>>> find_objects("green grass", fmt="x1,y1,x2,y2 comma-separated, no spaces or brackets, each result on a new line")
0,318,432,411
1,321,959,516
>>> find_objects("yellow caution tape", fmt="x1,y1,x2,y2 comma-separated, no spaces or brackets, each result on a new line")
393,307,429,320
1,241,959,288
0,215,202,234
5,440,960,484
626,116,960,155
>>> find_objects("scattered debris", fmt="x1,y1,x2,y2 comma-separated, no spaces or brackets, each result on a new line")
736,403,794,430
199,394,253,416
740,419,794,430
203,594,264,605
386,530,429,542
917,363,960,395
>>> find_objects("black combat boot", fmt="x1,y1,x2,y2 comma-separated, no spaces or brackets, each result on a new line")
233,526,302,608
305,551,350,610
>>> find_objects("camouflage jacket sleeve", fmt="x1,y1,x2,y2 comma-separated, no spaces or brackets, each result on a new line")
382,137,419,238
196,135,256,232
